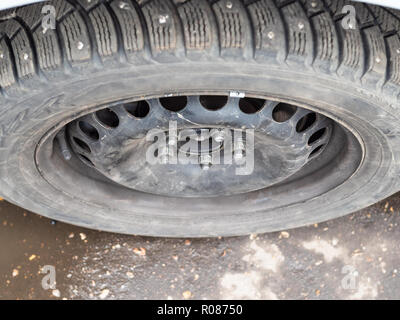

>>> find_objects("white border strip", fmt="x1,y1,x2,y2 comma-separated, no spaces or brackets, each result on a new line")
0,0,44,11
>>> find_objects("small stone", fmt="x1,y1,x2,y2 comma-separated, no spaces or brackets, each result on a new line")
249,233,257,240
133,247,146,256
28,254,36,261
311,1,317,8
184,239,191,246
298,21,305,30
315,260,323,266
267,31,275,40
99,289,110,299
126,272,134,279
182,291,192,299
23,53,29,61
279,231,290,239
68,233,74,239
12,269,19,277
79,233,87,240
226,1,233,9
52,289,61,298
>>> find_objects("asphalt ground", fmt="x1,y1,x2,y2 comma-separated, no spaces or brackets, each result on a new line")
1,193,400,300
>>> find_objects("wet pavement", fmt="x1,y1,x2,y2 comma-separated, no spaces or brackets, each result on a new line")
1,193,400,300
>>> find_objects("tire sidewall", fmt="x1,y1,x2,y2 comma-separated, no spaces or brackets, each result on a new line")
0,62,399,237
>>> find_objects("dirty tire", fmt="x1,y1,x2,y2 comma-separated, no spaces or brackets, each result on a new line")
1,0,400,237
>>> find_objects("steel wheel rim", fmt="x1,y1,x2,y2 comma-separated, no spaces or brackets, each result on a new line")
35,91,362,215
58,94,333,197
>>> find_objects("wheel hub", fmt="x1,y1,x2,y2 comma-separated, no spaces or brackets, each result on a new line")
66,95,332,197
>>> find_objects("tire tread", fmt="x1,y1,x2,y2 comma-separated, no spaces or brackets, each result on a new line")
0,0,399,98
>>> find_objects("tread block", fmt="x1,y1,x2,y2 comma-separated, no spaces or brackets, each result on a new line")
369,5,400,35
17,0,74,30
33,28,62,71
361,25,387,86
385,34,400,85
211,0,250,57
11,29,35,79
0,0,397,100
59,11,91,64
311,12,339,72
141,0,178,57
175,0,212,51
16,4,47,30
382,34,400,100
300,0,324,16
1,19,22,38
337,21,363,71
354,3,375,27
324,0,347,17
0,39,16,87
109,0,144,55
280,1,313,66
246,0,285,61
89,4,118,58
